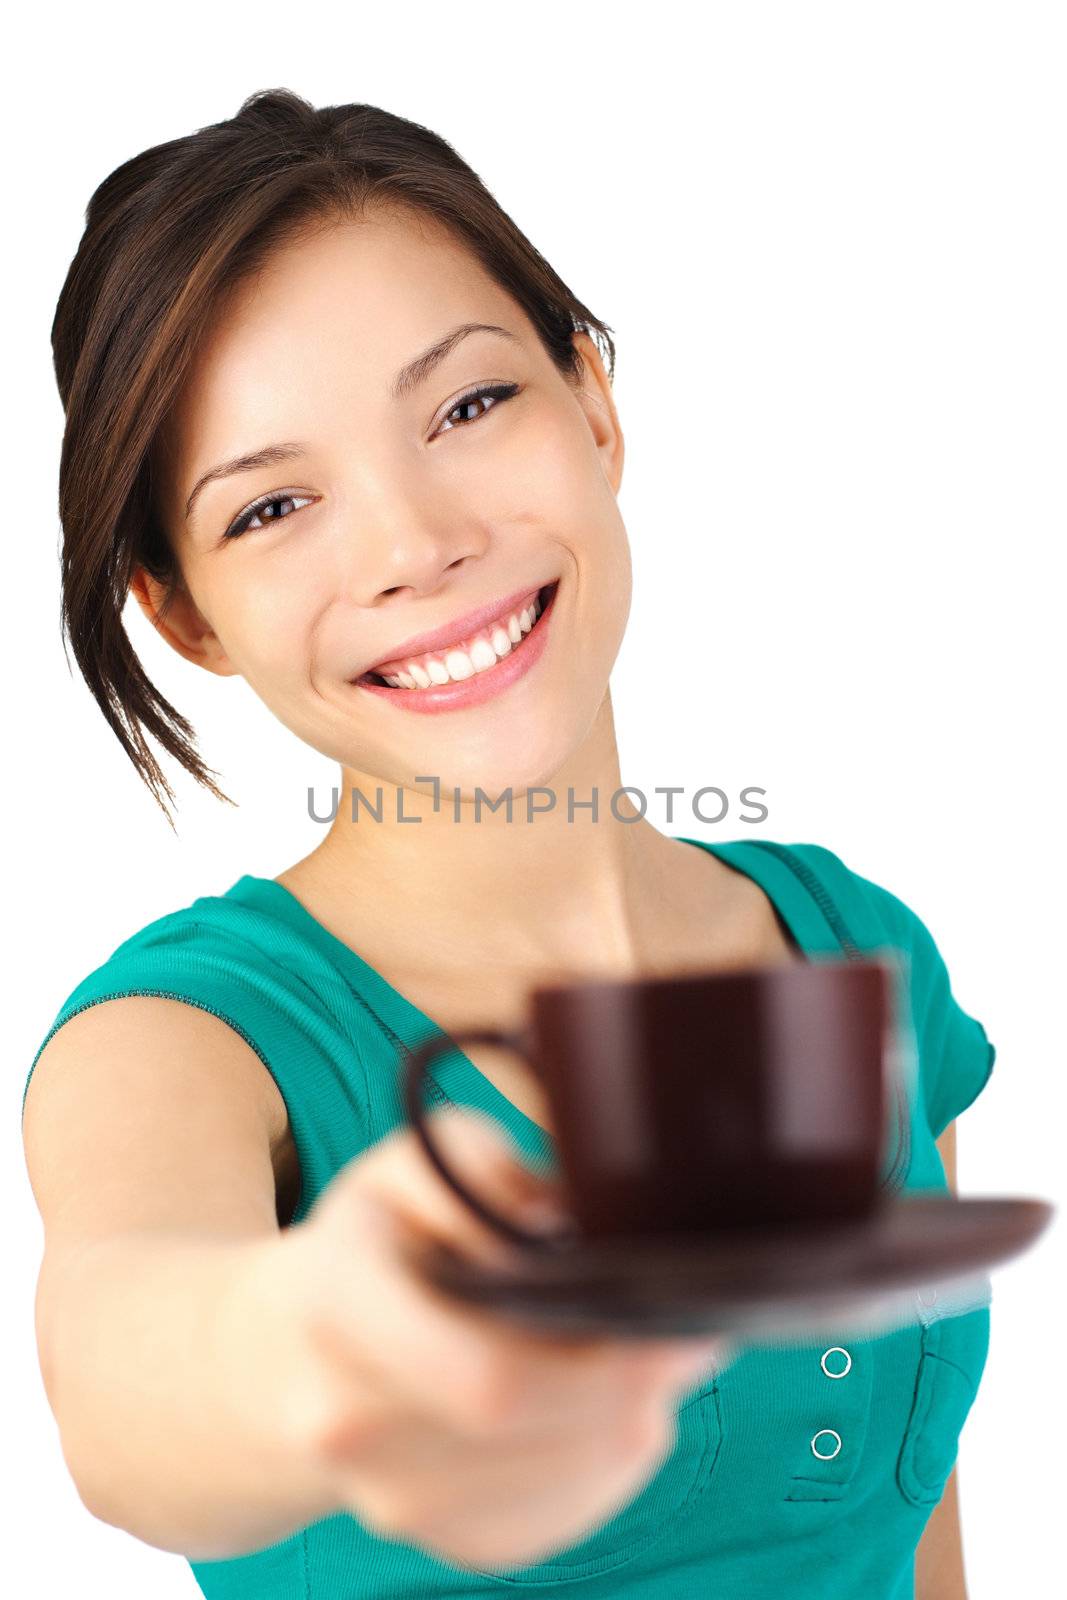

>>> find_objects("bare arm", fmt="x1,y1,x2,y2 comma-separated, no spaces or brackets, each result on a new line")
23,997,341,1558
24,998,727,1574
914,1119,969,1600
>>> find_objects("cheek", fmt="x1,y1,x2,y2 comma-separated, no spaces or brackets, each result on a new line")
215,574,320,694
482,404,616,525
492,410,631,630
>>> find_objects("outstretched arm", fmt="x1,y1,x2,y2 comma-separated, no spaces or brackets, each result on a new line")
914,1120,969,1600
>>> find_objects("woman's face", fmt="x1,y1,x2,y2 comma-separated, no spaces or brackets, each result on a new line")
148,207,630,798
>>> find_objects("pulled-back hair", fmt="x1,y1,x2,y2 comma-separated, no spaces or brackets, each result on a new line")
52,87,616,827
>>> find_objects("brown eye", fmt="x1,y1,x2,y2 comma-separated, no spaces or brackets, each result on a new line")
222,491,316,542
437,382,521,434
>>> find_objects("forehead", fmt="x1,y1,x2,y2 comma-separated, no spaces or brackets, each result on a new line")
161,208,532,480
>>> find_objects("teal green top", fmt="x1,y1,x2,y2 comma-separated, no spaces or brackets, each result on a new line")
23,838,996,1600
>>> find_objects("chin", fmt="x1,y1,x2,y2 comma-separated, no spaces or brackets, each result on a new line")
408,716,586,810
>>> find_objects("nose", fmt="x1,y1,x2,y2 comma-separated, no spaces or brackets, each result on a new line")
376,552,471,604
344,499,490,610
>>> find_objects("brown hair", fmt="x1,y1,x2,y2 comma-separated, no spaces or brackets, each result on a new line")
52,87,616,828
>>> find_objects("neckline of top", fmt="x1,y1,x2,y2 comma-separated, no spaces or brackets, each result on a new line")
225,837,849,1164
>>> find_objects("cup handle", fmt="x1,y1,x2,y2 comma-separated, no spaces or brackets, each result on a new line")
403,1028,577,1253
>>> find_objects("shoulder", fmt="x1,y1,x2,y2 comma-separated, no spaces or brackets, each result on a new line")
50,877,336,1007
777,838,971,993
774,840,941,949
24,879,353,1122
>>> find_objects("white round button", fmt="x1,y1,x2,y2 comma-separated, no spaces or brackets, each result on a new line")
917,1285,939,1307
811,1429,842,1461
821,1347,852,1378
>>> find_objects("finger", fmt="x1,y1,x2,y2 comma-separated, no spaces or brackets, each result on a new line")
359,1106,572,1261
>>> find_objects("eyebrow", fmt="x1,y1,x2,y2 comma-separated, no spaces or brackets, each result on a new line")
184,321,518,522
391,320,517,400
184,443,307,522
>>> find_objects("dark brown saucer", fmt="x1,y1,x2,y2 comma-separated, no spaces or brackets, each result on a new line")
403,1195,1054,1340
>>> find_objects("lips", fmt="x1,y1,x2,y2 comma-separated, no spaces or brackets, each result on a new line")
355,577,560,711
357,580,557,683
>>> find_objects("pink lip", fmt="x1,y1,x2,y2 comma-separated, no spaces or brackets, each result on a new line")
361,582,551,675
355,579,560,714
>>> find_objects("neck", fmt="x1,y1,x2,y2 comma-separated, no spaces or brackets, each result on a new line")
286,693,710,977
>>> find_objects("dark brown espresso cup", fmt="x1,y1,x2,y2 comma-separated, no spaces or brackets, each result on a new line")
403,958,894,1253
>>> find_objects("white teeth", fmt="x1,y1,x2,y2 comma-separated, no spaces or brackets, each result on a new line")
444,649,475,680
374,588,549,689
468,637,499,672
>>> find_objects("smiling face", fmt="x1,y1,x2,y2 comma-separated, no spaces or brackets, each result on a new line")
144,206,631,798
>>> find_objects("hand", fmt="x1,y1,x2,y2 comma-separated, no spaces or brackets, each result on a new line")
279,1107,733,1569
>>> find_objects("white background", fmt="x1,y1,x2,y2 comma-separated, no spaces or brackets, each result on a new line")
6,3,1063,1594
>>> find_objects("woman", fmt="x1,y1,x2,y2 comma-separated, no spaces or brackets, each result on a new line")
21,88,995,1599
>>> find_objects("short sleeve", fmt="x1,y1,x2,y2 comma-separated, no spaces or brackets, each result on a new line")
852,876,996,1142
909,916,996,1140
779,843,997,1145
21,908,375,1226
